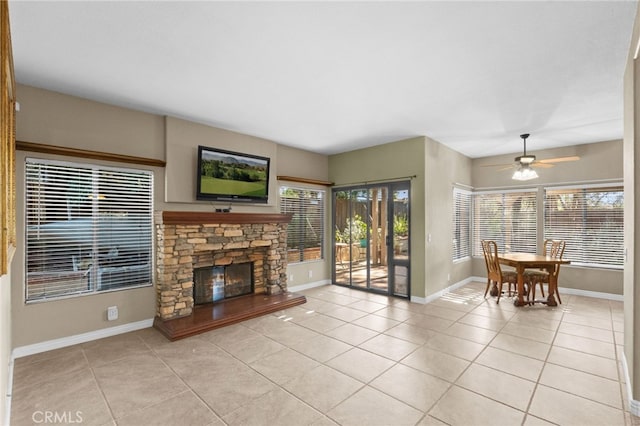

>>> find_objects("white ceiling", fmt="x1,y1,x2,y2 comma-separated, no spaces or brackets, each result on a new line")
8,1,638,158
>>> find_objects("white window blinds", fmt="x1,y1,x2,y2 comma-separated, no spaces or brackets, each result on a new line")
473,190,537,256
25,158,153,302
544,185,623,268
452,188,471,260
280,186,324,263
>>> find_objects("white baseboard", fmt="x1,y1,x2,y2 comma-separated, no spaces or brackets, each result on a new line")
11,318,154,360
5,356,13,426
412,277,476,305
410,295,427,304
622,352,640,416
288,279,331,293
555,286,624,301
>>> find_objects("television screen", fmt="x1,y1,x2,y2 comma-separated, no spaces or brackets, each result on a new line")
196,145,270,203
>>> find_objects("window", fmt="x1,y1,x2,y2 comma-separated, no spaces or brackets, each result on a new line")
452,188,471,260
473,189,537,256
280,186,324,263
544,185,623,268
25,158,153,302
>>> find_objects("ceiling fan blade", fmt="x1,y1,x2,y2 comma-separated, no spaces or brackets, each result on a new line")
480,155,578,169
532,162,554,169
480,162,513,168
538,156,580,164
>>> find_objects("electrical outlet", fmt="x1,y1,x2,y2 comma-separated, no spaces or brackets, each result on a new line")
308,270,313,279
447,273,451,282
289,273,293,282
107,306,118,321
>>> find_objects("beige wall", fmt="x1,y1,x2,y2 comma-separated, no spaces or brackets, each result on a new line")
328,135,623,299
624,2,640,409
472,139,622,188
163,117,332,287
277,145,332,287
472,139,624,296
329,137,427,298
329,136,624,299
11,82,628,351
13,84,330,348
425,137,473,295
16,85,165,161
276,144,329,182
13,85,164,347
165,116,278,208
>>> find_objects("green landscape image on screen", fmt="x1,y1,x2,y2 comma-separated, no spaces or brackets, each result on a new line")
200,176,266,196
199,153,268,197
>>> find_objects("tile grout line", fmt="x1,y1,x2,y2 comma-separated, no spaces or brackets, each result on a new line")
521,295,567,424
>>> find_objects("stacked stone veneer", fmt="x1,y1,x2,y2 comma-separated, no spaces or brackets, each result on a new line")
155,212,291,320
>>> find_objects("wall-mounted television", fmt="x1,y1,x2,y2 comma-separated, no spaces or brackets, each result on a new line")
196,145,270,204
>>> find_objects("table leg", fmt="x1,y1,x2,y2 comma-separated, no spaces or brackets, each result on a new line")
514,266,526,307
546,267,558,307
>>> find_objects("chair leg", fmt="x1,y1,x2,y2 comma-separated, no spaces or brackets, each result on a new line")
530,281,536,301
524,282,532,305
529,283,536,306
555,287,562,304
484,278,491,298
496,281,502,304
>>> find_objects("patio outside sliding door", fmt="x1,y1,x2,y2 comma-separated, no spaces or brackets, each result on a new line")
332,181,410,297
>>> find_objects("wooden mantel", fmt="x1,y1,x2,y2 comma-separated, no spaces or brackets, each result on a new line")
157,211,293,225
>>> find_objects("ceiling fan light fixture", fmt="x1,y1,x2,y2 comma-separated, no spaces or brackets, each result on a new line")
515,154,536,164
512,164,539,181
511,133,539,180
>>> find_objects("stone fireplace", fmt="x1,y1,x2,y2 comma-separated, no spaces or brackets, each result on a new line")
154,211,292,321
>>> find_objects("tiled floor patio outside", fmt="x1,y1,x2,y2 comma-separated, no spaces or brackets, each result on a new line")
10,282,636,425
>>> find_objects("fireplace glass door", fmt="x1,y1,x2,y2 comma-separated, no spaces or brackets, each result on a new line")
332,181,410,297
193,262,253,304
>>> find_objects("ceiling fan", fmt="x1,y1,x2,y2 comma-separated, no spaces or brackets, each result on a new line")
482,133,580,181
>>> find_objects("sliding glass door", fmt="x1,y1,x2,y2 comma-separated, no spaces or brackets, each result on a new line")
390,183,410,297
332,181,410,297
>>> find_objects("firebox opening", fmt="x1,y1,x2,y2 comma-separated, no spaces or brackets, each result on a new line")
193,262,254,305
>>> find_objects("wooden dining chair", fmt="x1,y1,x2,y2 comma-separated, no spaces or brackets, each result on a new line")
481,240,518,304
525,239,566,304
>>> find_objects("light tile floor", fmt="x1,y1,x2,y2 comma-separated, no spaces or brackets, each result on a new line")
10,282,639,425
